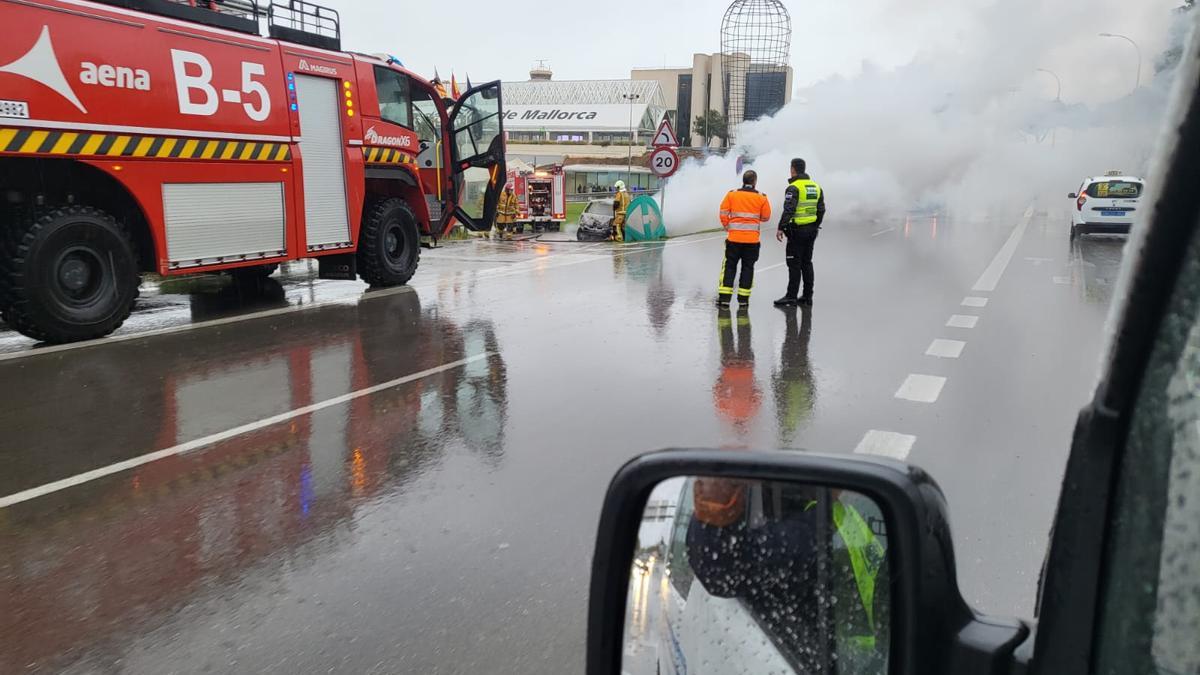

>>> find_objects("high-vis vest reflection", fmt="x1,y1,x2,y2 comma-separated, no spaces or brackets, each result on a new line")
790,178,822,226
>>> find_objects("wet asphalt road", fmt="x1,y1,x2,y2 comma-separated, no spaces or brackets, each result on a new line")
0,206,1125,673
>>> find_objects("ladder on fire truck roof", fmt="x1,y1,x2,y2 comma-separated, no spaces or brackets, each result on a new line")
94,0,341,51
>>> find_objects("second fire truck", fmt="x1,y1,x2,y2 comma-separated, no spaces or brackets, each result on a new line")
0,0,506,343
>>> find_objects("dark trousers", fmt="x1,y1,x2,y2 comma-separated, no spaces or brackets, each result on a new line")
719,240,760,301
785,228,818,300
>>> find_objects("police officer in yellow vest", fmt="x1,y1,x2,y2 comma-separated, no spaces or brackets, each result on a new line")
774,158,826,307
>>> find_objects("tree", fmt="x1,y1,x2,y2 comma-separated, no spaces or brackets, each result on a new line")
693,110,728,146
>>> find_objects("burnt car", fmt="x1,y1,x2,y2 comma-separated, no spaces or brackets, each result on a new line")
577,199,615,241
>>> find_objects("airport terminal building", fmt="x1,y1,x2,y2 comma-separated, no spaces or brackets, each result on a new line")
502,68,667,145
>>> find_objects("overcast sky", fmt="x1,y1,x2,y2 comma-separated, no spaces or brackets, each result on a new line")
333,0,1182,103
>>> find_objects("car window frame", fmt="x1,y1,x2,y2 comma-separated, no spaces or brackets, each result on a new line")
1030,24,1200,675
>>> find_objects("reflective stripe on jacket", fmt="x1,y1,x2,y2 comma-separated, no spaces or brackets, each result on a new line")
790,178,823,226
614,190,631,216
720,187,772,244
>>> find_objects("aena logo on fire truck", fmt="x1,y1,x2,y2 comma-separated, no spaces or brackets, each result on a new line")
80,62,150,91
365,126,412,148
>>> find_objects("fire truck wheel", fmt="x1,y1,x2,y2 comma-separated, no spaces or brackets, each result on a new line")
1,205,140,343
357,198,420,286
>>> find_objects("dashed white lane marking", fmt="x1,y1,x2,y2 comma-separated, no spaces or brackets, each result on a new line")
0,234,723,364
972,206,1033,292
0,353,491,509
946,314,980,329
870,227,896,238
926,339,966,359
1052,276,1071,285
855,430,917,460
895,374,947,403
962,296,989,307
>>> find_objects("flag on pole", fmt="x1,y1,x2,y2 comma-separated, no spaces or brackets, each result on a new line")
432,69,448,99
451,72,461,99
466,74,474,90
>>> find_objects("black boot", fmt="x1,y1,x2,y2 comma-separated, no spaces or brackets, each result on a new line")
773,296,798,306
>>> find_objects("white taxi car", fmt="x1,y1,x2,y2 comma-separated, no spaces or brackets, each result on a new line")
1069,171,1145,240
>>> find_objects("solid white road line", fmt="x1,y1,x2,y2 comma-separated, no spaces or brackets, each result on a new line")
871,227,896,238
946,314,980,329
895,374,947,403
926,338,966,359
758,262,787,272
854,430,917,460
0,353,491,509
1052,276,1071,285
962,296,989,308
972,206,1033,292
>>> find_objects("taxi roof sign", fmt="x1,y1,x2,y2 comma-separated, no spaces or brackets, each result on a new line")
1105,170,1124,176
652,116,679,147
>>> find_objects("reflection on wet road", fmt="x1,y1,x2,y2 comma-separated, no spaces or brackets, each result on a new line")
0,207,1126,672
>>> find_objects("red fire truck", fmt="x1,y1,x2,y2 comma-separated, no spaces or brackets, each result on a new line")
0,0,506,343
508,165,565,233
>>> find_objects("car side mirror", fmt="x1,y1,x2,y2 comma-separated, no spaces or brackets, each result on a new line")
1069,193,1078,199
586,449,1029,675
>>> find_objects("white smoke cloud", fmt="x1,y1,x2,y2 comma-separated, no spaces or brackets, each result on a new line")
661,0,1191,235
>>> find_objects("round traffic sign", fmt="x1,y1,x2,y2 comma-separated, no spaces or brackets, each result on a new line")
649,146,680,178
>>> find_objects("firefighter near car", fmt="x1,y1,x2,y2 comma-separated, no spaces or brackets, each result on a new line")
0,0,507,343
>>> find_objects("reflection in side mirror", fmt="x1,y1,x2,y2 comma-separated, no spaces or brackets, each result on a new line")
1069,192,1078,199
623,476,890,675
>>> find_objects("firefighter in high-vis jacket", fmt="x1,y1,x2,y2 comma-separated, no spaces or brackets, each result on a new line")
718,170,772,306
494,183,519,239
611,181,632,242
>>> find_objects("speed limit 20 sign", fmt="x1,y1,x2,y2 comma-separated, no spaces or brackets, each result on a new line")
650,146,679,178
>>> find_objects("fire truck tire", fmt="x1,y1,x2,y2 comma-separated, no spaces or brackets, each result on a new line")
1,205,140,343
357,198,420,287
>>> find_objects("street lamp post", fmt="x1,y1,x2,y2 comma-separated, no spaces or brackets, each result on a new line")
1035,68,1062,147
1099,32,1142,93
623,91,641,190
1035,68,1062,102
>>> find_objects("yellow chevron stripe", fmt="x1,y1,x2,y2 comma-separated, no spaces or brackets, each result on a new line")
0,128,289,162
81,134,105,155
133,136,154,157
20,130,48,153
107,135,132,156
50,132,78,154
